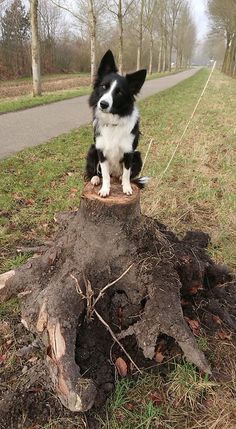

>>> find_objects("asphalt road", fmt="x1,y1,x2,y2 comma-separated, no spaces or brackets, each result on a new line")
0,68,200,159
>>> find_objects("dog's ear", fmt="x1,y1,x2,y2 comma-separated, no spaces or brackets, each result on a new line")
126,69,147,95
97,50,118,78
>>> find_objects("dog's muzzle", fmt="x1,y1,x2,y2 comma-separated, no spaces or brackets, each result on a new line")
99,100,110,111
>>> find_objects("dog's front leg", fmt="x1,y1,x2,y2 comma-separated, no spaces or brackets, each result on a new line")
122,153,133,195
97,150,110,197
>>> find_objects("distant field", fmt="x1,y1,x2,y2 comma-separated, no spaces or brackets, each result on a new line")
0,72,90,98
0,69,185,114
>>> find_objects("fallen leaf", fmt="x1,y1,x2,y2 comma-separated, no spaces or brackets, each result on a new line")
0,354,7,364
125,402,135,410
185,317,200,336
181,298,191,306
217,330,232,340
212,315,222,325
28,387,43,393
115,357,127,377
28,356,38,363
154,351,165,363
189,284,203,295
148,391,163,406
24,198,35,206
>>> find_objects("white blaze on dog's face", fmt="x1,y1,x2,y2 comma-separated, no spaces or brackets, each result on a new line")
98,80,118,113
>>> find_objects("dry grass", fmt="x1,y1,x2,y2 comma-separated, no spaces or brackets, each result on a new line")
140,69,236,272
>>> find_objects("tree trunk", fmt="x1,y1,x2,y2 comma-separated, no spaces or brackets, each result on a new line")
136,0,144,70
158,39,163,72
118,0,123,74
148,35,154,74
30,0,41,96
169,31,174,72
222,32,231,74
89,0,96,84
228,34,236,77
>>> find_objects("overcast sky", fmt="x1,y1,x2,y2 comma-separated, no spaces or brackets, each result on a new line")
190,0,209,39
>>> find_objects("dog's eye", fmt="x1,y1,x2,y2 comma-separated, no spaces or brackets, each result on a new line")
102,83,109,90
115,88,122,95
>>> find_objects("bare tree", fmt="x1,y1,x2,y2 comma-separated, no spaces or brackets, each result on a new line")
167,0,183,71
175,2,196,69
50,0,105,83
30,0,41,95
136,0,144,70
208,0,236,77
144,0,157,74
106,0,135,74
156,0,169,72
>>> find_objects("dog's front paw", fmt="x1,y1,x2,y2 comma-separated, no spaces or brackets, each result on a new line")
122,184,133,195
99,186,110,197
91,175,101,186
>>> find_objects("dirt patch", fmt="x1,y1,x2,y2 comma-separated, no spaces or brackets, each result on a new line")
0,75,90,98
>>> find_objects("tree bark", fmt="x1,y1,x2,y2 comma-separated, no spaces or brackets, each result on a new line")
118,0,124,74
222,32,231,74
228,34,236,77
136,0,144,70
148,34,154,74
30,0,41,96
158,38,163,72
89,0,96,84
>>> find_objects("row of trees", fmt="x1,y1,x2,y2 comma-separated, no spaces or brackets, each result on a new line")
0,0,197,91
208,0,236,77
51,0,197,78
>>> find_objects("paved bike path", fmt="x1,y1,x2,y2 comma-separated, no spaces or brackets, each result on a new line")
0,68,200,159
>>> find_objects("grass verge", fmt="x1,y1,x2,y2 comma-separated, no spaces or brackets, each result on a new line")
0,87,91,114
0,68,236,428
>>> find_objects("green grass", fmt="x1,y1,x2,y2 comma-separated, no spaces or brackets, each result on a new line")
0,127,90,272
146,68,186,81
100,375,165,429
100,366,216,428
0,297,20,318
0,87,91,114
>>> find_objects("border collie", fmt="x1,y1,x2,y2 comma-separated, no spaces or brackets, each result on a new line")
85,50,147,197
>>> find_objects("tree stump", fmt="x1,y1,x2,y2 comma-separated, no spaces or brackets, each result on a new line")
0,182,233,412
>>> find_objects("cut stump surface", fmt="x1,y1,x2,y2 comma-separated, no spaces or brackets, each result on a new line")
1,182,234,412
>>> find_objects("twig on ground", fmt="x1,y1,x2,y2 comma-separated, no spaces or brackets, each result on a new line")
94,309,142,374
70,273,94,320
70,274,85,297
17,245,48,254
83,272,94,320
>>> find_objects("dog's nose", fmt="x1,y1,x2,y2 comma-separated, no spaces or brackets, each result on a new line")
100,100,109,110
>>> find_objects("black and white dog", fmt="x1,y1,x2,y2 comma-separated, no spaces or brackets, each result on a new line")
85,50,147,197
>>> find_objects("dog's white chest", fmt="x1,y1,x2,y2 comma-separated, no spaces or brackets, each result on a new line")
95,108,139,175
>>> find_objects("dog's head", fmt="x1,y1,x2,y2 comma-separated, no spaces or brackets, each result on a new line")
89,50,147,117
